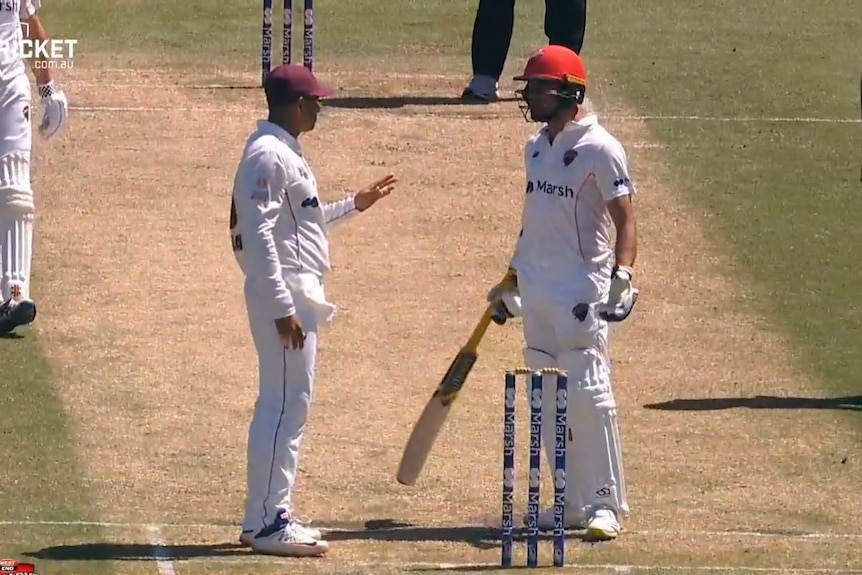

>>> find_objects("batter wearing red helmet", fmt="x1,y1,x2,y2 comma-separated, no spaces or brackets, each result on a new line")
486,46,639,540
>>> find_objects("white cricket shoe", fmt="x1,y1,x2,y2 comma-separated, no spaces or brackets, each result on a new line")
525,506,587,531
240,520,322,546
584,508,620,541
244,510,328,557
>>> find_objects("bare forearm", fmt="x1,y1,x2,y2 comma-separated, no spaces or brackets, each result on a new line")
614,219,637,269
22,15,53,85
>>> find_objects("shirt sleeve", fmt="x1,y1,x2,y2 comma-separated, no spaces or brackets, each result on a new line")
234,149,296,320
20,0,38,19
594,139,637,202
509,140,533,270
322,195,357,226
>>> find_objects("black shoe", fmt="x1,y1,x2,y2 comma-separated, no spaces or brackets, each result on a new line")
460,86,500,103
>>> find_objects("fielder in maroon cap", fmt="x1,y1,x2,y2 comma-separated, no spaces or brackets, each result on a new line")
263,64,336,135
229,64,398,557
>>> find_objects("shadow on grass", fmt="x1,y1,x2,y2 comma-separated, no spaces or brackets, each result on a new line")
25,518,590,559
644,395,862,411
321,519,588,551
24,543,245,561
321,95,518,109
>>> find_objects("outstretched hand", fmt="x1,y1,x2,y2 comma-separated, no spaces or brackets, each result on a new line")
355,174,398,212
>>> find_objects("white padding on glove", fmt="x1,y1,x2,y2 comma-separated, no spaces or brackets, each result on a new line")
597,265,639,322
37,81,68,140
500,291,522,318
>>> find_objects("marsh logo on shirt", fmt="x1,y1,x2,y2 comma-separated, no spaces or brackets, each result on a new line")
531,180,574,198
301,196,320,208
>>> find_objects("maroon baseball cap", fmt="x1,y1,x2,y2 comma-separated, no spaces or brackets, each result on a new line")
263,64,336,106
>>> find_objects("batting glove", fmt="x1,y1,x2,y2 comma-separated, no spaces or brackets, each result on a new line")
597,265,639,322
38,81,68,140
487,267,521,325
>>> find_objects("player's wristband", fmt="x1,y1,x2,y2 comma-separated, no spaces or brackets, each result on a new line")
37,81,57,98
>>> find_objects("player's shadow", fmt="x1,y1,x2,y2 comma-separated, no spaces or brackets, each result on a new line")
321,96,511,109
318,519,587,551
644,395,862,411
24,543,247,561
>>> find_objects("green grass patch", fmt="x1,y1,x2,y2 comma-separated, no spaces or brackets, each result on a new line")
0,328,111,569
588,0,862,405
41,0,549,70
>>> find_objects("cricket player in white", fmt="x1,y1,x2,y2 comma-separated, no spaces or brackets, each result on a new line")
230,64,397,557
487,45,639,541
0,0,68,334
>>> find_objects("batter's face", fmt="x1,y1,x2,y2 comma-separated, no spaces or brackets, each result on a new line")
520,79,569,123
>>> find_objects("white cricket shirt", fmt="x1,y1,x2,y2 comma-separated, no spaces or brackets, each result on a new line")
230,120,356,321
0,0,37,82
510,113,637,279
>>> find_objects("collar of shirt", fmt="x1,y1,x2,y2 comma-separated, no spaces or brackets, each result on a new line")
257,120,303,156
551,113,599,133
539,113,598,145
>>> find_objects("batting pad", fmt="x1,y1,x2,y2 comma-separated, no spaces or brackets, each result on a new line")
0,212,34,301
558,348,630,520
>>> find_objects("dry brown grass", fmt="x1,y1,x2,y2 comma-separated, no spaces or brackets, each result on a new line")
29,56,861,574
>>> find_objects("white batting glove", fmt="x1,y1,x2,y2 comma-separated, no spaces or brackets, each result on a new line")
487,267,521,325
37,81,68,140
597,265,639,322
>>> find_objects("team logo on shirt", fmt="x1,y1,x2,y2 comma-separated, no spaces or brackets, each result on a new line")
250,177,269,202
301,196,320,208
531,150,539,158
528,180,574,198
614,177,632,188
563,149,578,166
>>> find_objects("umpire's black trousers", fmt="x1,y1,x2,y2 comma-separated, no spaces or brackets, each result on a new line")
470,0,587,81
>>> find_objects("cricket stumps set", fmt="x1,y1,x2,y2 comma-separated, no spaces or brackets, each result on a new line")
261,0,313,86
502,368,568,568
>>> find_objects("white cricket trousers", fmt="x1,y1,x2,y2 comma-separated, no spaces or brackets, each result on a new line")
517,264,630,524
0,72,35,302
241,276,319,533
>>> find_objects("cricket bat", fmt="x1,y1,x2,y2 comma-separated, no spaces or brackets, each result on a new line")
396,303,496,486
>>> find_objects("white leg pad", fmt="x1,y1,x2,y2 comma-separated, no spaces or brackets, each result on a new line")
0,211,34,301
558,348,630,521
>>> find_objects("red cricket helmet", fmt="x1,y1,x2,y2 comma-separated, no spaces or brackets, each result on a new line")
514,45,587,103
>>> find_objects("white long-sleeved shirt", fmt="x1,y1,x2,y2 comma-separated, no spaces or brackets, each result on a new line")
230,120,357,321
509,113,637,280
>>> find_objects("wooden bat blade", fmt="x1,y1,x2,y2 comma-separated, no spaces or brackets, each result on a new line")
396,305,495,486
396,351,477,485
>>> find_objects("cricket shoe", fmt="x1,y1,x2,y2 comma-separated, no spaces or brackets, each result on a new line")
526,506,587,531
584,508,621,541
460,75,500,103
0,298,37,334
239,518,322,547
241,511,326,556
